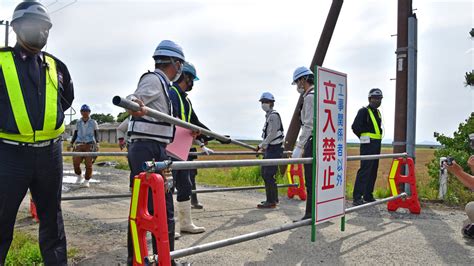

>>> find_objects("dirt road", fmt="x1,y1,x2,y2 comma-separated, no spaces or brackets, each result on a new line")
16,164,473,265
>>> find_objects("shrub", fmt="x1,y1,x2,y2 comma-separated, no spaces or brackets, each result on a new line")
426,113,474,205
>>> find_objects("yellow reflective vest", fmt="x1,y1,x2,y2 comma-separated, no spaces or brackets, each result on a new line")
171,85,192,122
0,51,65,143
361,108,382,140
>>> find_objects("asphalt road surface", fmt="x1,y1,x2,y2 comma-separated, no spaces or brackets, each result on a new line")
16,164,473,265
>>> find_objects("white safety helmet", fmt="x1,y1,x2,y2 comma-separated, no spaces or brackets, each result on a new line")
259,92,275,102
11,0,52,29
153,40,185,62
368,88,383,98
292,66,313,85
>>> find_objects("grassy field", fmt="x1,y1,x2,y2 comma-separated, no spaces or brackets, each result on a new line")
66,142,436,200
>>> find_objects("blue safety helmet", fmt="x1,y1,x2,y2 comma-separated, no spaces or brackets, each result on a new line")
80,104,91,112
259,92,275,102
292,66,313,85
153,40,185,62
183,62,199,81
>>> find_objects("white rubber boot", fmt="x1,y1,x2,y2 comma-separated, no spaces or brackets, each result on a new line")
75,174,84,184
177,200,205,234
82,179,90,188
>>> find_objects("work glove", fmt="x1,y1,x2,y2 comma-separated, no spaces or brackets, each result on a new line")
201,145,214,155
292,145,303,158
67,143,73,151
118,138,126,150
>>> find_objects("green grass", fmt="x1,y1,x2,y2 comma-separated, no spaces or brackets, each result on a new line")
5,230,78,265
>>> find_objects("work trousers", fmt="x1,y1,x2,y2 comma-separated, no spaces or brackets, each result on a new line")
188,148,199,204
0,141,67,265
72,143,94,180
127,140,174,265
353,139,382,201
303,137,314,217
173,167,192,202
261,144,283,204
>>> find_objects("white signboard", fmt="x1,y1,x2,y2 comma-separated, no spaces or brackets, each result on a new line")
314,66,347,224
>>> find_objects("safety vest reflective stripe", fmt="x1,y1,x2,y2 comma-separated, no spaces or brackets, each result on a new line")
0,51,65,143
361,108,382,140
129,178,142,264
388,159,399,196
130,220,142,264
171,86,192,122
0,52,32,134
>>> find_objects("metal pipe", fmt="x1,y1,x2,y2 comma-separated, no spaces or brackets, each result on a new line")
60,184,299,201
406,15,417,160
61,151,292,157
170,193,407,259
112,96,256,151
158,153,407,171
61,193,131,201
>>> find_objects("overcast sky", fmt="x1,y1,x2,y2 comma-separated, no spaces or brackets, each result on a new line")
1,0,472,143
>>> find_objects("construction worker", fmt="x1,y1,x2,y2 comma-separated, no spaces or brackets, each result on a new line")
351,88,383,206
70,104,99,188
290,66,315,221
256,92,284,209
168,62,213,234
0,1,74,264
125,40,184,265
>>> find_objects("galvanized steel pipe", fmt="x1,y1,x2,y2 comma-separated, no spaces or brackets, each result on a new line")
112,96,257,151
161,153,407,171
60,184,299,201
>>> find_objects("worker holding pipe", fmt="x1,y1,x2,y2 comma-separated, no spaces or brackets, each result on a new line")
125,40,185,265
168,62,211,234
256,92,284,209
290,66,315,221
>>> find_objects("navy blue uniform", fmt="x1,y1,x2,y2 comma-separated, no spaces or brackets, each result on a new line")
0,45,74,265
168,84,211,202
351,106,383,201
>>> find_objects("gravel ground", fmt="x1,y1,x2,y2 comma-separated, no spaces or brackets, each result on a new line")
15,164,474,265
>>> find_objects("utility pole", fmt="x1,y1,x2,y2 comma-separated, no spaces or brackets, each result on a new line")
0,20,9,47
284,0,344,152
393,0,412,155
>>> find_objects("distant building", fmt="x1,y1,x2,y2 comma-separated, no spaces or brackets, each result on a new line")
97,122,120,143
64,122,122,143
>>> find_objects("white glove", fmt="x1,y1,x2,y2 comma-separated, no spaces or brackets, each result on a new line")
292,145,303,158
201,145,214,155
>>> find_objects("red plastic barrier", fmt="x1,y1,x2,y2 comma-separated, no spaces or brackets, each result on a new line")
29,197,39,222
287,164,307,201
387,157,421,214
129,172,171,266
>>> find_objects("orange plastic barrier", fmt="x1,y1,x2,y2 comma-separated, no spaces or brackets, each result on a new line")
387,157,421,214
286,164,307,201
29,197,39,222
129,172,171,266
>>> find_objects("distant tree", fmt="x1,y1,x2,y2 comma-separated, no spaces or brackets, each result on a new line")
117,111,130,123
464,71,474,87
69,119,78,125
91,113,115,124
